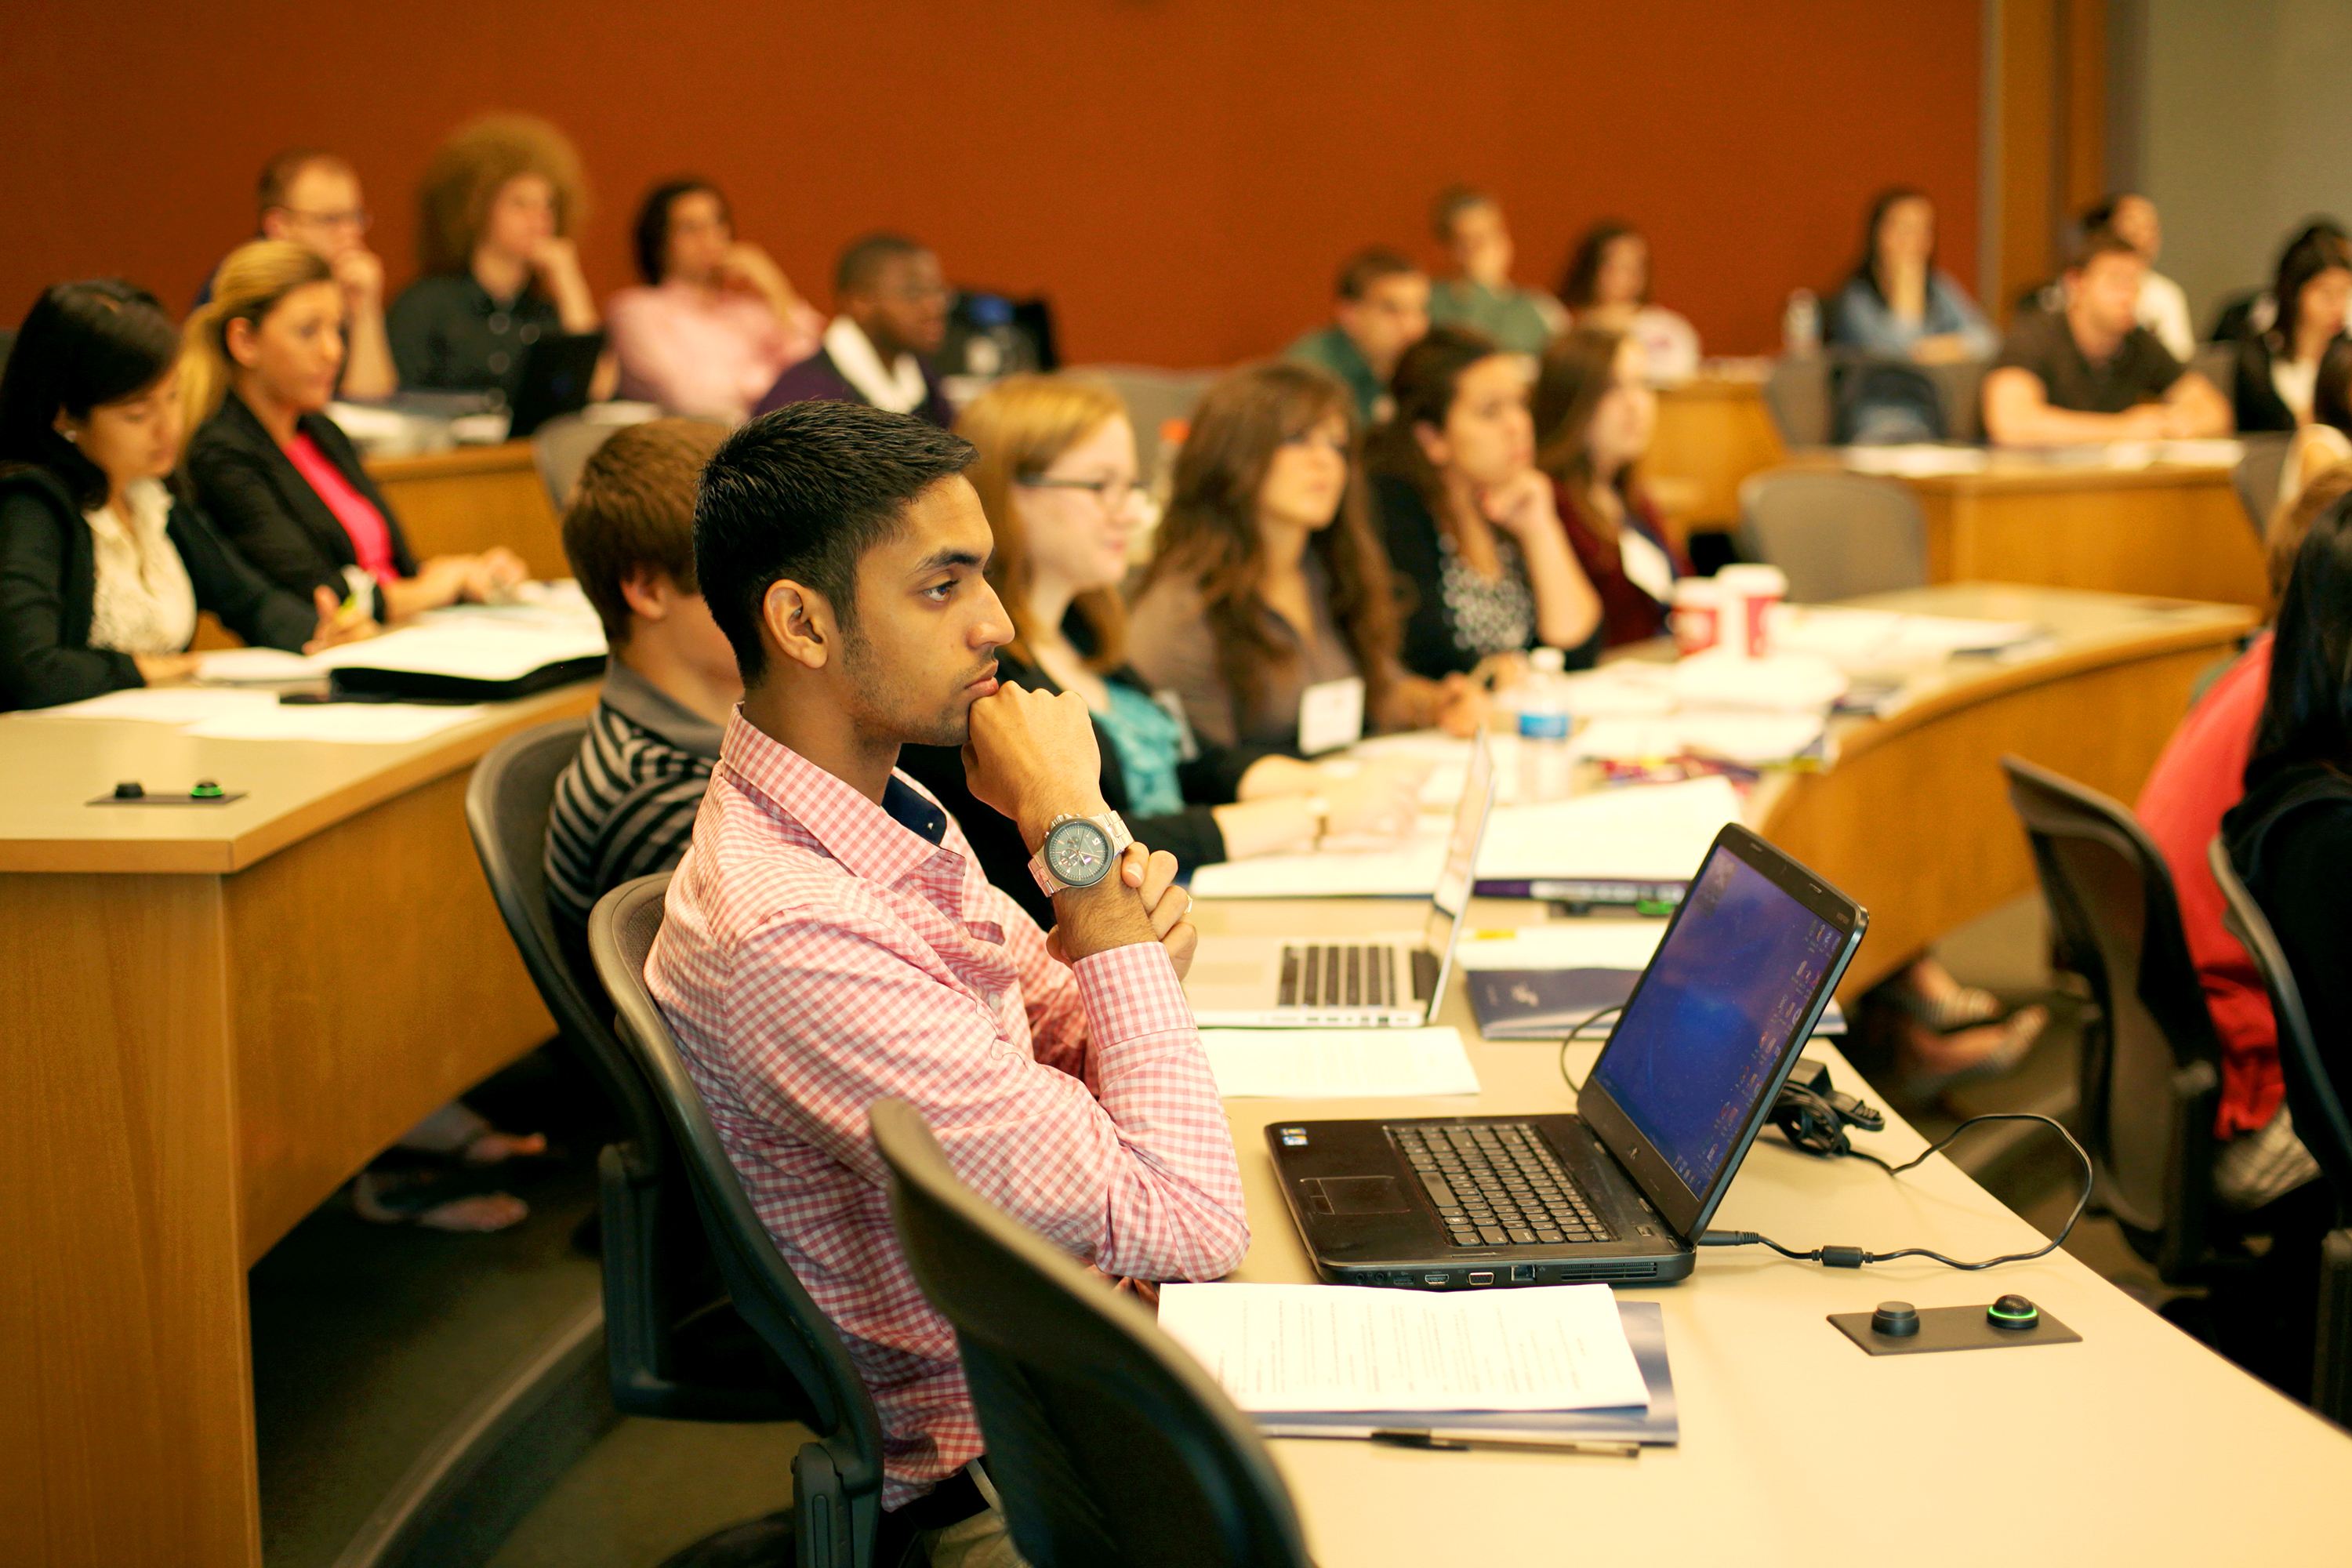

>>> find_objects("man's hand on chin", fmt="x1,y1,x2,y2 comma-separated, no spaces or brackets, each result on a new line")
961,682,1109,844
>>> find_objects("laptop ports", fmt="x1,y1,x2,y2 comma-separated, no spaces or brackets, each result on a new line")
1467,1271,1495,1286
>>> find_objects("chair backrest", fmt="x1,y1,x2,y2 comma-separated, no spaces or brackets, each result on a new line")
1737,469,1929,602
2234,432,2296,542
868,1098,1312,1568
468,722,788,1423
591,874,887,1567
2001,756,2223,1277
2209,837,2352,1210
464,719,662,1152
2193,339,2240,399
1762,353,1833,448
529,411,626,512
1920,358,1989,443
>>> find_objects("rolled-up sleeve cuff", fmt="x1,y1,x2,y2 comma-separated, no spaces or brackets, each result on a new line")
1070,942,1196,1055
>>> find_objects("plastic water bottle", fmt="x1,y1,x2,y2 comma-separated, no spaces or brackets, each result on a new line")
1516,646,1573,804
1783,289,1820,357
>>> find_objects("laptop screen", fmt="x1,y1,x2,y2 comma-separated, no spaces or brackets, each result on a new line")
1421,731,1494,960
1585,837,1849,1199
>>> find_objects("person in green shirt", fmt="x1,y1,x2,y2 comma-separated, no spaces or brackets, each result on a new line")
1425,185,1566,358
1283,247,1429,426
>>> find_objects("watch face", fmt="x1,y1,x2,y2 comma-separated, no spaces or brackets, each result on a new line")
1046,820,1113,887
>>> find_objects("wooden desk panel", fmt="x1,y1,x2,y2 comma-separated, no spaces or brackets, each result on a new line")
1918,465,2266,607
368,444,568,581
228,768,559,1262
0,684,593,1568
1641,374,1784,538
1,873,258,1568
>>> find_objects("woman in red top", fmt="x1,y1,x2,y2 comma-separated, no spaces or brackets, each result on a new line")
183,240,524,624
1532,326,1689,648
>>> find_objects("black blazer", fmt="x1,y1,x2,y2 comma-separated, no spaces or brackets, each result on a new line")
896,639,1272,930
185,392,417,616
1370,473,1599,679
0,466,317,710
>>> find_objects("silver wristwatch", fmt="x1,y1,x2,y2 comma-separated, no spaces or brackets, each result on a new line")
1028,811,1133,898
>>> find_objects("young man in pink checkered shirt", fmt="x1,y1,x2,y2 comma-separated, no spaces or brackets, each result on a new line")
647,400,1248,1564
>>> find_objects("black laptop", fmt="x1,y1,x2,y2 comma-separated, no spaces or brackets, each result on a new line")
505,329,607,438
1266,823,1866,1290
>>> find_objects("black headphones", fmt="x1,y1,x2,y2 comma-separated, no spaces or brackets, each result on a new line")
1771,1058,1885,1158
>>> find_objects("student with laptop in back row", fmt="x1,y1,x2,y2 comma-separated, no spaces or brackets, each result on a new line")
647,401,1246,1565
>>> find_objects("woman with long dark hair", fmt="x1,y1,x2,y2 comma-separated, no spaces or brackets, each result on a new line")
1559,220,1699,383
2225,490,2352,1066
1366,325,1600,681
0,279,367,710
1827,188,1997,442
2234,224,2352,434
1533,326,1688,648
1128,361,1486,753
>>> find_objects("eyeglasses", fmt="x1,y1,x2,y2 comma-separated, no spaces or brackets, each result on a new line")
274,206,372,234
1019,474,1145,510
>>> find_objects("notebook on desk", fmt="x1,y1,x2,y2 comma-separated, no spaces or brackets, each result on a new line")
1266,823,1866,1289
1182,731,1495,1028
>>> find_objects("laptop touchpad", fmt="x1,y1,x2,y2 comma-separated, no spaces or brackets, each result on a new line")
1306,1176,1413,1216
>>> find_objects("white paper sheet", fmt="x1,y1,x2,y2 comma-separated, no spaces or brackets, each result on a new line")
1769,606,2043,666
1157,1281,1648,1414
1570,713,1826,766
309,620,605,680
1454,922,1671,972
34,688,285,724
182,702,488,743
1188,775,1739,898
1838,444,1990,477
194,647,325,684
1475,775,1739,882
1196,1027,1481,1098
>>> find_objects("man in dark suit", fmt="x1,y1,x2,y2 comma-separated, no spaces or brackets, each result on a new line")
754,232,954,427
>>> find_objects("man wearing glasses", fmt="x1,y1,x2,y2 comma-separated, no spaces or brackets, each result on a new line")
199,149,397,400
755,232,955,428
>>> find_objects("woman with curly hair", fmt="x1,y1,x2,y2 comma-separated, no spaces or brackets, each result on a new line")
387,113,610,401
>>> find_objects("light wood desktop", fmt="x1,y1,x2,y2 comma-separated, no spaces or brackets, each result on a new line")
1192,892,2352,1565
0,685,593,1568
1642,370,1785,539
368,442,568,582
1787,450,2267,608
1750,583,2254,1000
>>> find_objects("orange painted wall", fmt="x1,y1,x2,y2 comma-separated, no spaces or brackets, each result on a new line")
0,0,1981,366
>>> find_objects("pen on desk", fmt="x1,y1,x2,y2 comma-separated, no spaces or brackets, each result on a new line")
1370,1429,1639,1457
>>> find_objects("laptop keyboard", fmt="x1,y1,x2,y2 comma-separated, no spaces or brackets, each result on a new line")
1278,946,1439,1009
1391,1123,1617,1247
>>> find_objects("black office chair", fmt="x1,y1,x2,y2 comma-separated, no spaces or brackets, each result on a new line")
2233,433,2296,543
593,873,891,1568
464,720,786,1424
1999,756,2238,1283
868,1098,1313,1568
2209,837,2352,1421
1737,469,1929,603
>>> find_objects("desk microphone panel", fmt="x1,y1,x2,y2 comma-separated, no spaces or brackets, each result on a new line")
1828,1302,2082,1356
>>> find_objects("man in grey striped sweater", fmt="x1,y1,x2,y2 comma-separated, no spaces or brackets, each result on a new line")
545,419,742,958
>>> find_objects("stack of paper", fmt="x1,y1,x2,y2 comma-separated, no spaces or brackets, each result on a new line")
37,688,285,724
195,647,326,684
1157,1281,1650,1416
1840,444,1990,477
1769,605,2043,669
1196,1028,1480,1098
310,619,606,680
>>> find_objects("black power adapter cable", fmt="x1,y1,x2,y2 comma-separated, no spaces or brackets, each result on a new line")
1700,1112,2096,1272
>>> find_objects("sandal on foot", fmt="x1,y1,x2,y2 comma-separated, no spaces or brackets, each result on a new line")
1895,1003,2049,1101
353,1167,529,1233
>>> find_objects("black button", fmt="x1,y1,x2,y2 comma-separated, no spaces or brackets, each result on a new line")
1872,1301,1922,1338
113,781,143,799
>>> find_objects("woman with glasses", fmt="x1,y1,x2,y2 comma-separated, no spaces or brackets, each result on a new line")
605,178,825,422
896,374,1428,927
387,114,612,403
1128,361,1489,755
